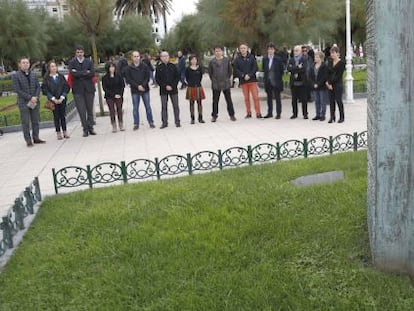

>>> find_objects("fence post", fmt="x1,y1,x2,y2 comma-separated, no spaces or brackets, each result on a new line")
121,161,128,184
13,197,25,230
1,216,13,248
33,176,42,202
276,142,281,161
353,132,358,151
24,187,35,215
218,149,223,170
155,157,161,180
86,165,93,189
187,153,193,175
247,145,253,165
303,139,308,158
52,168,59,194
329,136,334,154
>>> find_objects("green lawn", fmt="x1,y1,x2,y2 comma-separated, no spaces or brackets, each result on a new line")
1,151,413,310
0,93,74,127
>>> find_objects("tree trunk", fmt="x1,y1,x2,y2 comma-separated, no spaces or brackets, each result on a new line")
90,34,105,117
367,0,414,276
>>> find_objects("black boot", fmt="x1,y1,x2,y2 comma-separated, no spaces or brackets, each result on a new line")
338,102,344,123
190,100,195,124
197,101,205,123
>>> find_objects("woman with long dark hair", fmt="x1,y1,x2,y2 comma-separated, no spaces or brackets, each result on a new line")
41,61,70,139
102,62,125,132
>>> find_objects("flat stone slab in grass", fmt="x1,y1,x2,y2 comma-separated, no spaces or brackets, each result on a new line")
291,170,344,186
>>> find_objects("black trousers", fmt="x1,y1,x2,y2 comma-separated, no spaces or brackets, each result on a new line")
74,92,95,131
265,83,282,116
291,85,308,117
53,102,67,132
212,88,235,118
328,83,344,120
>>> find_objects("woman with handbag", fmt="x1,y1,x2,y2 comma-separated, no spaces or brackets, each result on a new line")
42,61,71,139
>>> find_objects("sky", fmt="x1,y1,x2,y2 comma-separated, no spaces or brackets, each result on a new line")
167,0,198,28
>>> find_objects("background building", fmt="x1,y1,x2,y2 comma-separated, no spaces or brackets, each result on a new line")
24,0,69,20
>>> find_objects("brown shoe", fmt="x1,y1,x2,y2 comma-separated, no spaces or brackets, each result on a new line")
26,140,33,147
33,138,46,144
230,115,236,121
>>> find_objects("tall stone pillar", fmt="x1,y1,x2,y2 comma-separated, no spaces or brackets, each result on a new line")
367,0,414,275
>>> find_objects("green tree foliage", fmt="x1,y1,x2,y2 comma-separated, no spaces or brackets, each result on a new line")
0,0,49,68
116,15,155,53
160,15,204,54
67,0,114,64
163,0,366,54
67,0,115,116
114,0,172,17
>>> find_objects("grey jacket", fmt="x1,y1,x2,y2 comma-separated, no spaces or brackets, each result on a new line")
12,70,41,108
208,57,232,91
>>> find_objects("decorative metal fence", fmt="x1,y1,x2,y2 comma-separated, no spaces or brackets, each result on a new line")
52,131,368,194
0,177,42,257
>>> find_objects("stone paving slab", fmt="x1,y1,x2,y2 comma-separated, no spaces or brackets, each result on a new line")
0,78,367,216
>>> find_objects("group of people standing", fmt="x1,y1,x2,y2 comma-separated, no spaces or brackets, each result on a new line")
287,45,346,123
12,42,346,147
12,44,99,146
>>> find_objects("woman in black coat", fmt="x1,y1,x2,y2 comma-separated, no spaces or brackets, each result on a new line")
309,51,329,121
326,46,346,123
42,61,70,139
102,62,125,132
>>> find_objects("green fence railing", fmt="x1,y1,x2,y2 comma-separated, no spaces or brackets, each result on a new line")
52,131,368,194
0,177,42,258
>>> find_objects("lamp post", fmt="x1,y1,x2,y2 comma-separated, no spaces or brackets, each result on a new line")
345,0,354,104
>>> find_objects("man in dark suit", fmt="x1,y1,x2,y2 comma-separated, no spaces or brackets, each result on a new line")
263,42,285,119
68,45,96,137
12,57,45,146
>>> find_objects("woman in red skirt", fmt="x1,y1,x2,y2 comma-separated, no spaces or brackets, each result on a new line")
185,55,205,124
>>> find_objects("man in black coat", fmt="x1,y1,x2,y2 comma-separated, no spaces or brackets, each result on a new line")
155,51,180,128
68,45,96,137
287,45,309,119
12,56,45,146
125,51,155,130
263,42,285,119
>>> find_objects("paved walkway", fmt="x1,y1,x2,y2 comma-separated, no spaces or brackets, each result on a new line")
0,79,367,216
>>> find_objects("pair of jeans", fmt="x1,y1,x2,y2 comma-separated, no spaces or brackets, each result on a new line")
131,92,153,126
241,82,261,115
314,89,327,118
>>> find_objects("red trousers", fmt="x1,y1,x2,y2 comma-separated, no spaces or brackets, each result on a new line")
241,82,261,116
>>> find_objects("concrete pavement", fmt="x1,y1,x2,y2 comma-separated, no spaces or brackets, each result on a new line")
0,78,367,216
